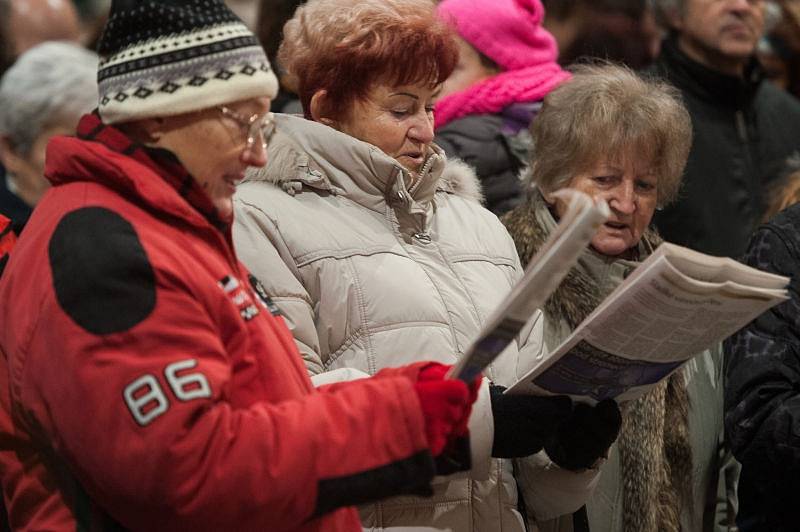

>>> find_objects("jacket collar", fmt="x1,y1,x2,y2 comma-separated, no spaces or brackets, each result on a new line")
656,35,764,109
45,112,228,232
244,113,482,221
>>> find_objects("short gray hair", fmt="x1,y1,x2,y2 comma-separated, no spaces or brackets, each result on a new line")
0,41,98,155
529,63,692,207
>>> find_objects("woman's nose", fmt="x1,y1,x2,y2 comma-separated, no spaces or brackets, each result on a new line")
408,112,435,144
609,183,636,215
241,140,268,168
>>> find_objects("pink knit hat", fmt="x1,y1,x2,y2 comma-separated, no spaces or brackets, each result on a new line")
436,0,559,71
434,0,569,129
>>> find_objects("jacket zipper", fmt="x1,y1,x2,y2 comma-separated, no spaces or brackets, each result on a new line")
408,154,436,196
407,155,436,242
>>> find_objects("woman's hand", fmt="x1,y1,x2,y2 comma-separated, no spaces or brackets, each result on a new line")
489,385,621,467
544,399,622,470
489,385,573,458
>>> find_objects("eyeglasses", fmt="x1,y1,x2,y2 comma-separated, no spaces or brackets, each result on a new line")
218,105,276,151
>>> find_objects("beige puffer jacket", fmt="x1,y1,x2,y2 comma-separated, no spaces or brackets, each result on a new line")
232,114,599,532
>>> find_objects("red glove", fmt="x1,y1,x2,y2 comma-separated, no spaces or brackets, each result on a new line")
413,363,476,456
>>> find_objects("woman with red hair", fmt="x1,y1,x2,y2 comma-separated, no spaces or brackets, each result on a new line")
233,0,621,530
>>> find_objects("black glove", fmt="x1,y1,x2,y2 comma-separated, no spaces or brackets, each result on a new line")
489,385,572,458
544,399,621,471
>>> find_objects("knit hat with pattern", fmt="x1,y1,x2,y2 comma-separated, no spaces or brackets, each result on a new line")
96,0,278,124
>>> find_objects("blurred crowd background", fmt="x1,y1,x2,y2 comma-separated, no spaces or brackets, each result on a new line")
2,0,798,239
2,0,798,97
0,1,799,530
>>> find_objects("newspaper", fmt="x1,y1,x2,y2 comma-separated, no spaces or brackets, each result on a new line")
448,190,610,382
506,243,790,403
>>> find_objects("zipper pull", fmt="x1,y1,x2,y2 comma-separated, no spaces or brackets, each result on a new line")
413,232,431,244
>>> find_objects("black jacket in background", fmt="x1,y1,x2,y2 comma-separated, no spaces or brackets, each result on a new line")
646,37,800,258
724,203,800,530
0,165,31,236
435,102,540,216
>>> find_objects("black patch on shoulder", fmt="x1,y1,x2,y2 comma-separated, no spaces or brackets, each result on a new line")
248,273,282,316
48,207,156,335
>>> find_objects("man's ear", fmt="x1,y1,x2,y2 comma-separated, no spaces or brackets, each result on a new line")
309,90,336,127
123,117,165,144
0,136,27,176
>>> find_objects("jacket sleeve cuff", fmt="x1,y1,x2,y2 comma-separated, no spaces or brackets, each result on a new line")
467,379,493,480
309,367,371,387
432,378,493,483
514,450,602,520
313,369,494,482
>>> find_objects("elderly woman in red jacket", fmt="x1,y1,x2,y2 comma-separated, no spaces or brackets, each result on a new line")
0,1,485,530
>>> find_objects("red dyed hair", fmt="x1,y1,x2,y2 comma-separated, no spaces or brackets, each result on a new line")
278,0,458,119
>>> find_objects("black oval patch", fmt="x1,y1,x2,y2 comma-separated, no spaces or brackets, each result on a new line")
48,207,156,335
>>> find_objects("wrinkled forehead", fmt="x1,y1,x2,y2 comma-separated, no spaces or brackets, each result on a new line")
575,131,660,176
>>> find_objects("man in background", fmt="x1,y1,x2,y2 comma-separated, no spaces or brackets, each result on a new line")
649,0,800,257
0,0,84,239
0,0,82,74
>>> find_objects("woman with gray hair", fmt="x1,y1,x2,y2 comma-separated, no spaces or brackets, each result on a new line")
0,41,98,234
503,63,739,532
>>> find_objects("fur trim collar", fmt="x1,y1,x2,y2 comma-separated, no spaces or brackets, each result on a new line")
439,157,484,204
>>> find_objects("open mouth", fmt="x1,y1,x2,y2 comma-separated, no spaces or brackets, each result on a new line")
400,153,424,166
223,173,245,191
605,221,628,230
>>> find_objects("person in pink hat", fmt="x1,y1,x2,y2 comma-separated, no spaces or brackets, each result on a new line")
434,0,570,215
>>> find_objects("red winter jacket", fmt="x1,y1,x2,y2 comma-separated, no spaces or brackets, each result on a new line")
0,114,437,531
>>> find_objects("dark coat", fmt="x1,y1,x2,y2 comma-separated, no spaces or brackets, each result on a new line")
646,37,800,258
0,166,31,236
435,102,540,216
724,202,800,530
